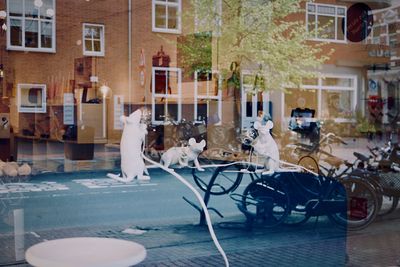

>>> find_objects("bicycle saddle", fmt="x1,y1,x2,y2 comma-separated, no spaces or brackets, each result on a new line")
353,152,369,162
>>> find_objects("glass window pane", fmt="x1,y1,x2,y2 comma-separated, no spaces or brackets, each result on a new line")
25,20,39,48
10,19,23,46
9,0,23,16
93,40,101,52
168,71,179,94
25,0,39,18
154,100,166,121
41,21,52,48
155,5,166,28
91,26,101,39
389,23,397,35
337,7,345,16
317,15,335,40
85,40,93,52
84,27,92,38
308,14,315,33
40,0,54,19
322,77,353,87
246,93,253,117
321,90,353,118
284,89,318,117
307,4,315,13
338,17,345,40
317,5,335,15
167,6,178,29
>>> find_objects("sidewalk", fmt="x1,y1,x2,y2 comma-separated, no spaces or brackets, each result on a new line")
1,216,348,267
2,211,400,267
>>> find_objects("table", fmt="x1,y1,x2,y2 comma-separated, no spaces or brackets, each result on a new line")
25,237,146,267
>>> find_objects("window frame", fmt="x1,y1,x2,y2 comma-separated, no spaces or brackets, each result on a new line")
282,74,357,125
151,67,182,125
306,2,347,43
6,0,56,53
17,83,47,113
193,70,222,125
241,70,270,130
82,23,105,57
152,0,182,34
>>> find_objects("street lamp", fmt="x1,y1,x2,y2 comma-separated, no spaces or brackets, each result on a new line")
99,84,111,139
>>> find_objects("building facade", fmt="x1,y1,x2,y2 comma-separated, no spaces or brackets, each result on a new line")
0,0,393,167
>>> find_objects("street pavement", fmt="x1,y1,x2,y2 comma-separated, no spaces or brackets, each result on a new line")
0,137,399,266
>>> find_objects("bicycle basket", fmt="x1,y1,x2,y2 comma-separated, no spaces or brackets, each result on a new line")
379,172,400,195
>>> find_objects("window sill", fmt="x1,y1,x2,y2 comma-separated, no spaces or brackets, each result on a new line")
152,27,181,35
308,38,348,44
83,52,105,57
7,46,56,53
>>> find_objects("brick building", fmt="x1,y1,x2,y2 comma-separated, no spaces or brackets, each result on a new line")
0,0,394,164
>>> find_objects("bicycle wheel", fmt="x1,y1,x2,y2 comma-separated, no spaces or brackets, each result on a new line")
327,177,378,230
192,162,244,195
298,156,319,174
378,195,399,216
241,177,290,227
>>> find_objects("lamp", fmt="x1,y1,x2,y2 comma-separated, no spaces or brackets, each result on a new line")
99,84,110,98
99,84,111,138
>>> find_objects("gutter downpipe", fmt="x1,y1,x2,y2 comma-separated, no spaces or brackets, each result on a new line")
128,0,132,114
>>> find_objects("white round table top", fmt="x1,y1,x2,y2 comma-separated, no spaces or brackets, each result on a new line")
25,237,147,267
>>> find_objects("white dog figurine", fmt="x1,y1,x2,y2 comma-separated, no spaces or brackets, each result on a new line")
107,109,150,182
161,138,206,171
252,120,280,174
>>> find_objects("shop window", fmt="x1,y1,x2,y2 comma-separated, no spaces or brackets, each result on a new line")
152,67,182,125
366,24,388,45
283,74,357,123
152,0,181,34
17,84,47,113
306,2,346,43
83,23,105,57
194,70,221,124
7,0,56,52
284,89,318,118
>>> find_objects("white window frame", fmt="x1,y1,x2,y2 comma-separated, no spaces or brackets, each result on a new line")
151,67,182,125
194,70,222,125
241,70,269,130
366,23,389,45
306,2,347,43
17,83,47,113
152,0,181,34
281,74,357,126
7,0,56,53
82,23,105,57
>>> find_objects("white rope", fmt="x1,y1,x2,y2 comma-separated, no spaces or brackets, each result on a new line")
141,153,230,267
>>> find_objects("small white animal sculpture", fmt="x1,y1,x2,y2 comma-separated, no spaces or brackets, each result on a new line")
3,162,18,177
107,109,150,182
252,120,280,174
18,163,32,176
161,138,206,171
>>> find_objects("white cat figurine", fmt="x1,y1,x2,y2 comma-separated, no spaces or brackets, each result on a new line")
252,120,280,174
107,109,150,182
161,138,206,171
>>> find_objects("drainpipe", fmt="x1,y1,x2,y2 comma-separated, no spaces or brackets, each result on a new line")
128,0,132,114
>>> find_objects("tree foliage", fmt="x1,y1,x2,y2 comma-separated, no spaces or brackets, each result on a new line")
182,0,331,92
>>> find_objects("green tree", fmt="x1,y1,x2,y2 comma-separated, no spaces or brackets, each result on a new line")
183,0,331,92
